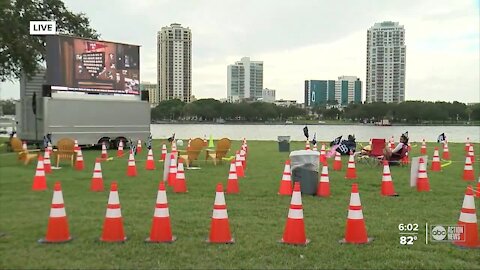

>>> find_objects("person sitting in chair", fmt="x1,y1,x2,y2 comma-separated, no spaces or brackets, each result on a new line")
384,132,409,161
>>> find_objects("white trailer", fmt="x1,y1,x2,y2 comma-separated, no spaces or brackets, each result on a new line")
16,69,150,147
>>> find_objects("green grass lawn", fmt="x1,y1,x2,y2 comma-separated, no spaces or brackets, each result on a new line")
0,139,479,269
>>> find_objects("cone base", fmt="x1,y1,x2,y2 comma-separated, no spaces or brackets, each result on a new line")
339,237,374,244
145,235,176,243
38,236,73,244
279,238,310,246
206,238,235,244
99,236,127,243
452,243,480,249
381,193,399,197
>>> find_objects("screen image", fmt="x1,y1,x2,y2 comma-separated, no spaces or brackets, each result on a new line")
46,35,140,95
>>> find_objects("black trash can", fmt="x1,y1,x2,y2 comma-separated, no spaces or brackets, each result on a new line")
278,136,291,152
290,150,320,195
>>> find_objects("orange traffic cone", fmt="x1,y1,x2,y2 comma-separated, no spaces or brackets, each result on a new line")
43,150,52,174
136,139,142,154
280,182,309,245
226,161,239,194
420,139,427,155
463,156,475,181
381,160,398,196
74,140,80,153
32,155,47,191
389,136,395,150
453,186,480,248
75,148,84,171
171,141,177,153
39,182,72,243
207,183,234,243
312,143,318,151
145,148,155,170
467,145,475,165
401,150,410,165
160,144,167,162
333,151,342,171
339,183,373,244
117,140,124,157
430,147,441,171
239,149,247,170
47,142,53,155
345,153,357,179
126,151,137,177
100,182,126,242
146,181,176,243
442,141,450,160
101,142,108,159
320,144,327,166
235,151,244,178
465,137,471,152
167,154,177,187
416,158,430,192
316,165,330,197
174,158,187,193
91,158,104,192
305,140,310,150
278,160,293,195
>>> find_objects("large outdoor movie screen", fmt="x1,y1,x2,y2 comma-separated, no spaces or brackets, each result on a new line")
46,36,140,95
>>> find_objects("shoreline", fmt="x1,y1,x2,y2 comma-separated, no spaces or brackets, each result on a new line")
151,121,479,127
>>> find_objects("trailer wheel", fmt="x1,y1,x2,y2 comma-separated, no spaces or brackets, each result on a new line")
98,137,111,150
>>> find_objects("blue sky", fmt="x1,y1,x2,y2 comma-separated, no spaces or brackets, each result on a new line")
1,0,479,103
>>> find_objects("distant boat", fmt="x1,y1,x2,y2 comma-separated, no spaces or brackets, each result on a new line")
285,121,293,124
374,119,392,126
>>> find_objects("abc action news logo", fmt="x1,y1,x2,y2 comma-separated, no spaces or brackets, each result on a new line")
30,21,56,35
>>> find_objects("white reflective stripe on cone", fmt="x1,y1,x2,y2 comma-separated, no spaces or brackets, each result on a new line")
229,164,236,172
93,172,102,178
285,165,291,172
349,193,361,206
212,209,228,219
128,161,135,166
52,191,64,204
177,172,185,178
290,192,302,205
37,162,44,169
383,166,390,174
106,208,122,218
348,163,355,168
320,176,329,182
287,208,304,219
156,191,167,204
94,163,101,171
214,192,226,206
282,174,291,181
383,175,392,181
459,212,477,223
108,191,120,205
154,207,170,218
465,165,473,170
462,195,475,209
36,170,45,176
417,172,427,178
347,209,364,220
50,208,66,218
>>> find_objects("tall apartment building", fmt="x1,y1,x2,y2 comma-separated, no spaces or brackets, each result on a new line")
227,57,263,102
140,81,158,108
157,23,192,103
304,76,362,107
366,21,406,103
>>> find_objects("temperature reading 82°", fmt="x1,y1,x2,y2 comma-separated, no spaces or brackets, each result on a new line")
398,223,419,246
400,235,418,245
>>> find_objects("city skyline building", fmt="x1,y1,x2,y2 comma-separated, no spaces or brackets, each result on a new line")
366,21,406,103
304,76,362,107
140,81,158,107
227,57,263,102
261,88,276,103
157,23,192,103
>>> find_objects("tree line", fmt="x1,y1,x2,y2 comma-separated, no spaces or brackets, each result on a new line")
152,99,480,124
